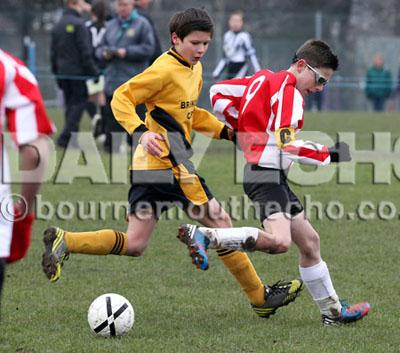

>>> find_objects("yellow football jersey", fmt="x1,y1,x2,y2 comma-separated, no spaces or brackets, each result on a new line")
111,48,225,170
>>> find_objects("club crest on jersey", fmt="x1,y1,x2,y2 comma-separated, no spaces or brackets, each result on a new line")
275,127,295,149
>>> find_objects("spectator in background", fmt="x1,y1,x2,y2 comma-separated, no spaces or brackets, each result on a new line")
96,0,155,153
51,0,99,148
365,53,392,112
0,49,54,311
213,10,261,80
85,0,109,141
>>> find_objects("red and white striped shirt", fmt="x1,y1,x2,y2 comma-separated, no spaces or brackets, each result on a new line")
210,69,330,170
0,49,55,147
0,49,55,257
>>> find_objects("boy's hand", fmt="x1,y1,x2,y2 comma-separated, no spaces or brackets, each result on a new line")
220,126,242,150
220,126,236,142
329,141,351,162
140,132,165,157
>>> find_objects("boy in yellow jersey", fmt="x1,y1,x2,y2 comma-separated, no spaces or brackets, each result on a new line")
41,8,303,318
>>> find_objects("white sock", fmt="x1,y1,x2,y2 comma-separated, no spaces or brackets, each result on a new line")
299,260,342,317
199,227,259,250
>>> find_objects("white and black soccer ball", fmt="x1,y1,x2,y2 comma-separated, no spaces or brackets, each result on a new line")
87,293,134,337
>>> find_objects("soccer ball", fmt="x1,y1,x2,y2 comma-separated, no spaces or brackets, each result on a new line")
87,293,135,337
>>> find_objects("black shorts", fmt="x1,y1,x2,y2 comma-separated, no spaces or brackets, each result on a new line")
243,164,304,222
128,161,213,218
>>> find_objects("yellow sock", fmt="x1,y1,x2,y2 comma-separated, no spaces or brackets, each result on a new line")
64,229,127,255
217,249,265,306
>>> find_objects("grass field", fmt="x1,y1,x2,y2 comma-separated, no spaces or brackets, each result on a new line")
1,110,400,353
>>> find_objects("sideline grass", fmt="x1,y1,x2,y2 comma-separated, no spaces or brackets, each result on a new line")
1,110,399,353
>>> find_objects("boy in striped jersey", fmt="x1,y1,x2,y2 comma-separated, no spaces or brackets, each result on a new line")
180,40,370,325
0,49,54,311
42,8,302,319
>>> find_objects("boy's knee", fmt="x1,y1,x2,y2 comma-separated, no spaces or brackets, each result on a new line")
274,238,291,253
207,212,232,228
219,212,232,227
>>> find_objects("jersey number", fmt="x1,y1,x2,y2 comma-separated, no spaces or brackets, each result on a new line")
241,75,266,114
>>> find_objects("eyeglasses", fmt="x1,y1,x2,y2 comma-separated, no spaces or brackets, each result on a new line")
306,63,329,86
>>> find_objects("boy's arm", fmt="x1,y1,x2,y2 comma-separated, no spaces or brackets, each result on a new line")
191,107,226,139
209,77,250,129
192,76,231,139
111,68,162,139
7,135,50,264
18,137,50,213
275,85,343,166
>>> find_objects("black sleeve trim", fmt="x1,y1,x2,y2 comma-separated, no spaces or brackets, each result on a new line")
219,125,231,140
131,124,149,146
134,124,149,134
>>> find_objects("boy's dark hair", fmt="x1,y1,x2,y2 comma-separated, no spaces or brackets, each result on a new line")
169,8,214,40
292,39,339,70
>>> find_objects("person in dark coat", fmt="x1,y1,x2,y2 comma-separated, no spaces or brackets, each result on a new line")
51,0,99,148
95,0,155,153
